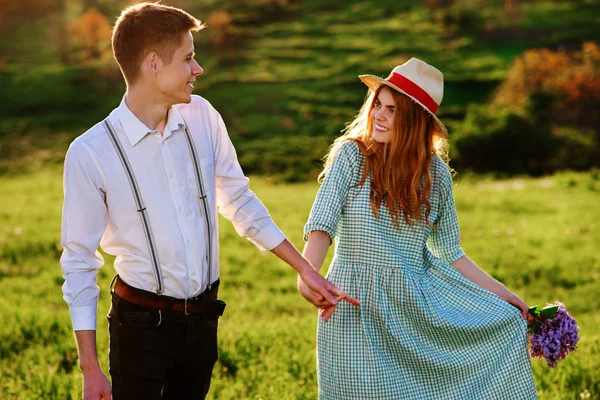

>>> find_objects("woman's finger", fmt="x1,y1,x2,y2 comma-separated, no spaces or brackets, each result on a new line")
321,307,336,323
333,288,360,306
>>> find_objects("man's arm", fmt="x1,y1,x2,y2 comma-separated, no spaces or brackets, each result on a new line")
61,141,111,398
75,331,112,400
208,110,358,307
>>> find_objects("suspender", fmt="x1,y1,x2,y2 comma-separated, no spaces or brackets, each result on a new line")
103,118,213,295
182,125,214,291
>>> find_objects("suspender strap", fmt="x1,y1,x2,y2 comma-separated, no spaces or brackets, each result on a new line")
103,118,216,295
103,119,164,294
182,125,214,290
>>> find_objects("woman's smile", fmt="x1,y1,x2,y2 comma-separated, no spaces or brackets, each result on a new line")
374,123,388,132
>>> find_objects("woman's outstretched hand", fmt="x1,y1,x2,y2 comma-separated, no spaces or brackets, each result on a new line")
297,273,359,322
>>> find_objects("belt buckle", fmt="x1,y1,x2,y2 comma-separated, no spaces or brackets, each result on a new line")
184,297,191,316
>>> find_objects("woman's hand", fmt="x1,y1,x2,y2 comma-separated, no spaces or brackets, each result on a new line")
319,304,337,323
297,273,359,322
297,276,339,323
506,292,532,322
298,268,360,309
297,275,333,309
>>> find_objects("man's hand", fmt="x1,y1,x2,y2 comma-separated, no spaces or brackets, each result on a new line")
297,275,341,323
297,270,359,322
270,237,359,317
297,275,335,309
82,366,112,400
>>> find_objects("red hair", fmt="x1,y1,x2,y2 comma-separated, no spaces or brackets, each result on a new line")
321,87,450,226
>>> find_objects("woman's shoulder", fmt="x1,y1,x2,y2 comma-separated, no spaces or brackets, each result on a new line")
430,154,454,187
321,140,364,182
335,140,364,163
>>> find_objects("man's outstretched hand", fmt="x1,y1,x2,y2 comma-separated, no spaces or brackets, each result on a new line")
297,270,359,322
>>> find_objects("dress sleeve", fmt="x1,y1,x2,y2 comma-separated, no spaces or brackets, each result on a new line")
304,141,359,243
427,158,465,263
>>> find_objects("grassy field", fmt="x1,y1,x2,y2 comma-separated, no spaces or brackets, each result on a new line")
0,166,599,399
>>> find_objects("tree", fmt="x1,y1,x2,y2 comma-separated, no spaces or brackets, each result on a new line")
68,8,112,61
0,0,61,33
206,10,234,47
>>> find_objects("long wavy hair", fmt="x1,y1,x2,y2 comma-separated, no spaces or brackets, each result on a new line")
319,86,450,227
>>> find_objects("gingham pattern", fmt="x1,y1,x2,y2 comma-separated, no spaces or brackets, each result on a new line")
305,141,536,400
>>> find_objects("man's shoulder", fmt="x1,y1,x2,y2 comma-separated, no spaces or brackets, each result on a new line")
67,121,111,157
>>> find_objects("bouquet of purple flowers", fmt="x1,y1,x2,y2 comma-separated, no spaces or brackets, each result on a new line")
527,301,579,368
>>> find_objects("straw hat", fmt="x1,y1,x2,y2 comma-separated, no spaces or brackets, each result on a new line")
359,57,448,137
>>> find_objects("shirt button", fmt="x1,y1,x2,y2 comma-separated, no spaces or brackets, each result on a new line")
191,271,196,276
177,205,183,211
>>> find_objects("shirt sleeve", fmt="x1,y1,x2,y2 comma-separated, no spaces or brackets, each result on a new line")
211,112,285,252
60,141,108,331
304,141,359,243
426,159,465,264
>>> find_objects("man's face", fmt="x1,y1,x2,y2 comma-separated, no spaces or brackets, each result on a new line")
155,31,203,105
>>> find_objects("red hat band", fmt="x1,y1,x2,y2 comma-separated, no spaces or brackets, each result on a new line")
386,72,439,114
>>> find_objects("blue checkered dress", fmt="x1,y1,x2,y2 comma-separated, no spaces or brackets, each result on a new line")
304,141,536,400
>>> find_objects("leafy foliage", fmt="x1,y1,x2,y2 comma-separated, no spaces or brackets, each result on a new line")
452,42,600,174
68,8,112,61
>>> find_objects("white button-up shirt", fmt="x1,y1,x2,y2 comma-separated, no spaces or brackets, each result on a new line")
61,95,285,331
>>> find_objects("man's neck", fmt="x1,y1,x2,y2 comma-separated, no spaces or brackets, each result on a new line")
124,86,171,134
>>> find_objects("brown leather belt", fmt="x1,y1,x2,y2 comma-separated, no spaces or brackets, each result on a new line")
113,277,225,316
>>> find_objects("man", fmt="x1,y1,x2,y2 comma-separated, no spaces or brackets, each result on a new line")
60,3,358,399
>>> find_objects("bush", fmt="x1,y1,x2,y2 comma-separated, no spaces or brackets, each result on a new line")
452,92,599,174
493,42,600,139
452,42,600,174
451,104,559,175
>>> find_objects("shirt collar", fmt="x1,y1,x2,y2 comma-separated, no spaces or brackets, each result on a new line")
165,106,186,138
114,96,186,146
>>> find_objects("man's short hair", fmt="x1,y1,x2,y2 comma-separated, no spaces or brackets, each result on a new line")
112,2,205,84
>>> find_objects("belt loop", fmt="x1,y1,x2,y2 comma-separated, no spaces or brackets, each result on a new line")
184,298,191,316
153,310,163,326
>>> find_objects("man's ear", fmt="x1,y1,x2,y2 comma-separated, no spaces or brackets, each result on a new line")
142,52,162,77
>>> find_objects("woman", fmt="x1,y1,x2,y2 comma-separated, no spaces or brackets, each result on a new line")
298,58,537,399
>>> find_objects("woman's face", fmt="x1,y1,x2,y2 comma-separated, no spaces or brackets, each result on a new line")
370,86,396,143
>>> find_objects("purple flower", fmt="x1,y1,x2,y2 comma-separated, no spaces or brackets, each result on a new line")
528,301,579,368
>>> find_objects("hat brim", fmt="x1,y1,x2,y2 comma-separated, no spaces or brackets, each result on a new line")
358,74,448,138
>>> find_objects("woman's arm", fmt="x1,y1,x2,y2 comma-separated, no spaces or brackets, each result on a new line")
451,255,530,320
302,230,331,273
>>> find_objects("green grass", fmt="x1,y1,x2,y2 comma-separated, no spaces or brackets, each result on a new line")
0,166,599,399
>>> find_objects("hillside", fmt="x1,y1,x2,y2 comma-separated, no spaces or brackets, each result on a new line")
0,0,599,179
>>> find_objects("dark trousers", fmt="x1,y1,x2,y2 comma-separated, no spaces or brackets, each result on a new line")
108,291,219,400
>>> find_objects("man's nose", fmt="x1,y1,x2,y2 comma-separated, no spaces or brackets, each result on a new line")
192,60,203,76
